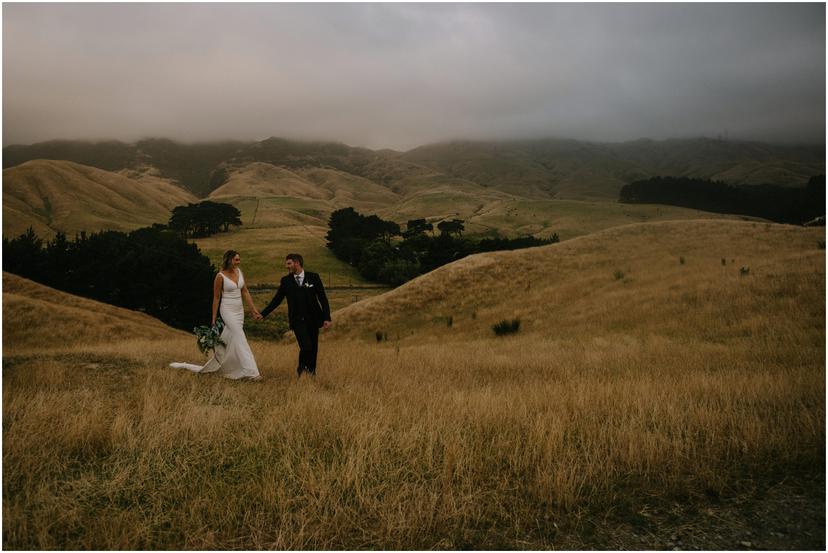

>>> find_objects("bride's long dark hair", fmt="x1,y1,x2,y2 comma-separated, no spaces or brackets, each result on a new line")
222,250,239,270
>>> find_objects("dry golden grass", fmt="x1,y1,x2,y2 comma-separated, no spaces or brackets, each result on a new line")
209,164,401,212
2,273,188,352
2,160,197,238
3,220,824,549
210,163,331,201
296,168,402,210
333,220,825,343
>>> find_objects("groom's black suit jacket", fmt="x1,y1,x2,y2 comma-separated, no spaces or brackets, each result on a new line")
261,271,331,330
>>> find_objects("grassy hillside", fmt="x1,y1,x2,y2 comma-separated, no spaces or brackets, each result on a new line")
192,226,369,287
295,167,402,209
5,136,823,200
610,138,826,185
209,163,332,200
403,138,825,199
3,272,186,351
2,139,137,171
133,139,248,197
209,163,401,212
193,198,768,287
331,219,825,342
3,220,824,549
2,160,197,238
458,198,761,239
3,157,780,291
1,139,247,197
378,173,512,225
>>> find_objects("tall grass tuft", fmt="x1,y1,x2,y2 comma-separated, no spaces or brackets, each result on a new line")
492,318,521,336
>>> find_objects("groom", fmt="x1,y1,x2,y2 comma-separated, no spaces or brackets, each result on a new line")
259,253,332,378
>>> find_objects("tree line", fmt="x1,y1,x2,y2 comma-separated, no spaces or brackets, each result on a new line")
619,175,826,224
2,200,239,330
3,226,215,331
168,201,242,238
325,207,559,285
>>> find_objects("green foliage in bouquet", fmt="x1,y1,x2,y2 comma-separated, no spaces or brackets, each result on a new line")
193,317,226,355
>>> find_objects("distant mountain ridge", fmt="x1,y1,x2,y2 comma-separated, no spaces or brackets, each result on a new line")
4,136,823,200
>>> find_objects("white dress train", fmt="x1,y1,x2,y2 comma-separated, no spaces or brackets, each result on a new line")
170,269,260,379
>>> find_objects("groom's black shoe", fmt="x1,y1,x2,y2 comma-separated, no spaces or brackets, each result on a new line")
296,366,304,379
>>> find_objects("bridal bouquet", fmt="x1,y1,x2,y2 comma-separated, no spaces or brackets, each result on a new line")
193,317,226,355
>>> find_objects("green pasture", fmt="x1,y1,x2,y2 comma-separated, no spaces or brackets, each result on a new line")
192,226,368,287
465,198,757,240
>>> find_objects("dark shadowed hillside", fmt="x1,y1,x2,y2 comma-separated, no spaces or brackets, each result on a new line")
3,140,138,172
402,138,825,199
3,139,248,197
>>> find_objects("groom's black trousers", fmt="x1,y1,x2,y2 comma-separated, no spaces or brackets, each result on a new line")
293,319,319,374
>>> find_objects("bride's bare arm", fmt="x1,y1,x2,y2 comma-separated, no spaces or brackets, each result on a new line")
241,284,261,318
212,274,222,325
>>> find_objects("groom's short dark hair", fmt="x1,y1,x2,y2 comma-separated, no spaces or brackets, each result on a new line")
286,253,304,267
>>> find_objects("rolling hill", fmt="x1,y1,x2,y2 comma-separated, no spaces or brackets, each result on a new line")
329,219,825,343
2,159,198,237
2,139,246,197
3,272,184,352
209,162,402,211
4,137,822,290
402,138,826,199
2,219,823,550
3,157,777,289
4,136,823,200
209,163,332,201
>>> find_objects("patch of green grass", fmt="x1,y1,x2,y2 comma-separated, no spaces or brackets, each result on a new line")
193,226,368,287
466,198,762,240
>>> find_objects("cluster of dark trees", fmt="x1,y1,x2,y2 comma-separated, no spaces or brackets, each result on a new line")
3,226,215,330
168,201,242,238
619,175,826,224
326,207,559,285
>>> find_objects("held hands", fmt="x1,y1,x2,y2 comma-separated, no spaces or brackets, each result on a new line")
323,320,332,330
252,310,263,321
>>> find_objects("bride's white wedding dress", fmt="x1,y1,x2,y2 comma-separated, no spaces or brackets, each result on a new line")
170,269,260,380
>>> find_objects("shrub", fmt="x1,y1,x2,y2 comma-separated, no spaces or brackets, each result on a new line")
613,270,625,280
679,256,686,265
493,319,521,336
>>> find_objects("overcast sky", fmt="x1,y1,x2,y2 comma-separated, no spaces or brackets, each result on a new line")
3,3,825,150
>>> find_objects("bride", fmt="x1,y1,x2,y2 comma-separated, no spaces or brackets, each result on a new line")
171,250,262,380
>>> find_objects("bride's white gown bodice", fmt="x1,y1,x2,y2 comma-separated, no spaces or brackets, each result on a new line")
170,269,260,379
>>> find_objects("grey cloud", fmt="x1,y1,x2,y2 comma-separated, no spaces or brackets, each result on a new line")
3,3,824,149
